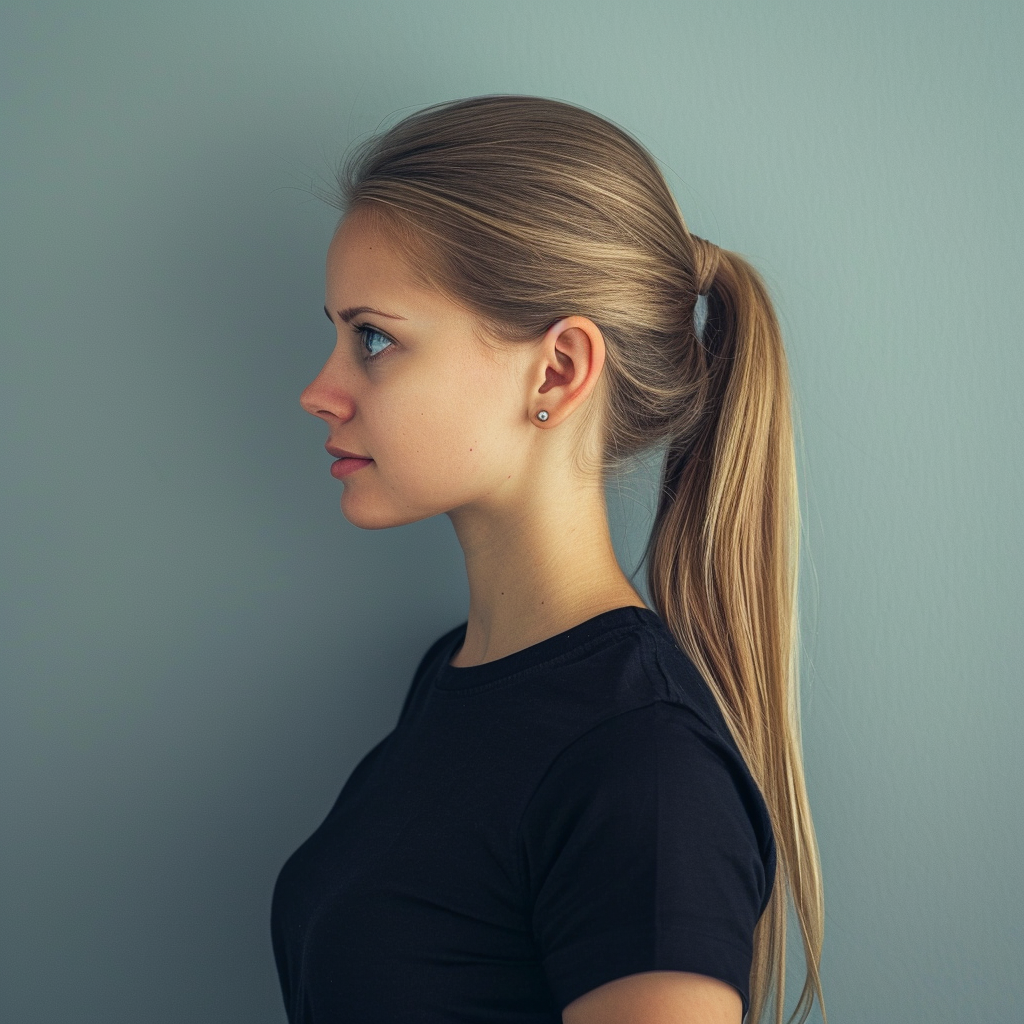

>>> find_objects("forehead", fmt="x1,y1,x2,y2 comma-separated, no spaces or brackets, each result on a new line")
326,210,421,292
325,210,493,346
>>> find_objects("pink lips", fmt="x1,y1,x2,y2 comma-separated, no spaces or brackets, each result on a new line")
324,442,372,479
330,457,373,479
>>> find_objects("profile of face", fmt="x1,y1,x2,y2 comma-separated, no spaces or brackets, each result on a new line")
301,209,596,530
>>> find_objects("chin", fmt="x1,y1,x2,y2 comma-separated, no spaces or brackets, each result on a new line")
339,491,434,531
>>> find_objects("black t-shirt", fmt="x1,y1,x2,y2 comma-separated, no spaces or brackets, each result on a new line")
270,605,776,1023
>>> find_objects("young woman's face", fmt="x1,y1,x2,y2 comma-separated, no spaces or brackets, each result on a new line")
301,210,540,529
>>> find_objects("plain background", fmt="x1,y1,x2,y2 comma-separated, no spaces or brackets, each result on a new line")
2,1,1021,1022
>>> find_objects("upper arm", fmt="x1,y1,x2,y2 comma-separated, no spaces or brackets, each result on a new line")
563,970,742,1024
521,700,775,1022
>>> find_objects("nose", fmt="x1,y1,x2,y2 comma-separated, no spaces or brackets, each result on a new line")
299,350,353,422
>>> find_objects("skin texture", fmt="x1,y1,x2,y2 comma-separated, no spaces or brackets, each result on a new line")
301,210,741,1022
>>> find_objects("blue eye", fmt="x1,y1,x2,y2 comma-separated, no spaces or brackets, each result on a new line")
353,323,395,362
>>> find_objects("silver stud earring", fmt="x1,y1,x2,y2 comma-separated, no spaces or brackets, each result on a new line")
537,410,549,421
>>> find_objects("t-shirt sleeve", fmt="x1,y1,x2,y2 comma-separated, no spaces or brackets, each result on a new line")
519,699,776,1018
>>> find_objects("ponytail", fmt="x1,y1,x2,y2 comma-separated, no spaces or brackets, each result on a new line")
642,245,827,1024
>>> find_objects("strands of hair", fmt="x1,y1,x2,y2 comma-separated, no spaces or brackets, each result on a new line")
314,94,827,1024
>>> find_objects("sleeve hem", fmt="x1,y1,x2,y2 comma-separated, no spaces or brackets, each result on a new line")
543,921,751,1019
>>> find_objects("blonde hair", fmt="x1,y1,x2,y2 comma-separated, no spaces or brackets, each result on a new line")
316,94,826,1024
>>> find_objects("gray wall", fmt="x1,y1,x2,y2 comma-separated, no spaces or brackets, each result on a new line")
2,2,1020,1021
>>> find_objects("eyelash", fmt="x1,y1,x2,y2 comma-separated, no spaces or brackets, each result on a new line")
351,322,395,363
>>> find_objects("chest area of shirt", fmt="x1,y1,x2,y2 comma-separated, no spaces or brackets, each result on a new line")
283,718,540,937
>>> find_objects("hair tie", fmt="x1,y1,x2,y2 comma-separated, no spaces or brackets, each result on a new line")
691,235,720,297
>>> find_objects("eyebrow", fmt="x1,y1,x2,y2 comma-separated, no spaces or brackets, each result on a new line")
325,305,408,324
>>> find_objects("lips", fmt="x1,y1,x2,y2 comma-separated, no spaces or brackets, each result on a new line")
325,443,372,461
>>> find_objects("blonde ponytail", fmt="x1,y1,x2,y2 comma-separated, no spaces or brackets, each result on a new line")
643,242,827,1023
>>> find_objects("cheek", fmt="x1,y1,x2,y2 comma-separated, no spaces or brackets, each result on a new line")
373,369,518,491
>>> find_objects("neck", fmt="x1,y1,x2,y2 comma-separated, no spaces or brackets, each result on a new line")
446,477,647,668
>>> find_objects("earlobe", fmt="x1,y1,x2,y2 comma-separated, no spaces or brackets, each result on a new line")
529,315,603,431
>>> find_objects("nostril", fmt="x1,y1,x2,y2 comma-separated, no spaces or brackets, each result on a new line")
299,384,321,414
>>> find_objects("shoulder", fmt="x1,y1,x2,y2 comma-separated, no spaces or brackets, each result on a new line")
520,697,774,885
636,618,739,738
538,615,760,807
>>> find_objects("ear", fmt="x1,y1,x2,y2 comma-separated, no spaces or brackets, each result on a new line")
529,316,606,427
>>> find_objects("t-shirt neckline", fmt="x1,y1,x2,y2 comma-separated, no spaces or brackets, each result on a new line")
432,605,664,691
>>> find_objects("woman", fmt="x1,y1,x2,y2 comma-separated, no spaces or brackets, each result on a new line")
271,95,827,1024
